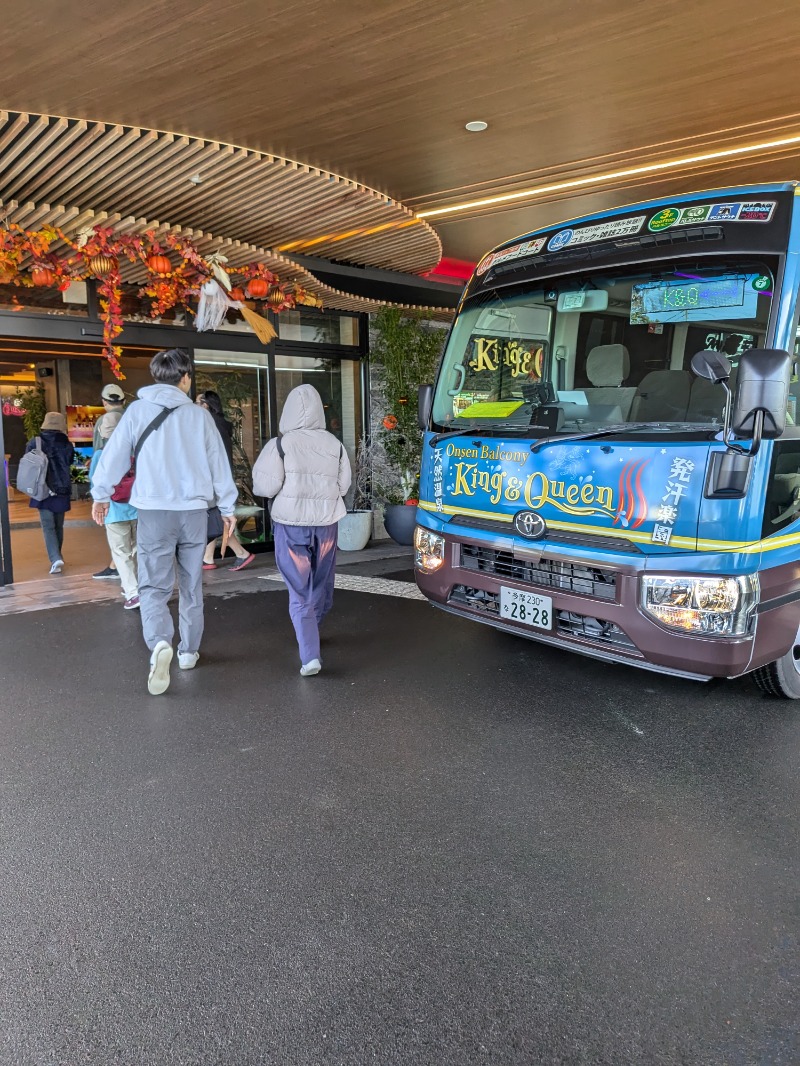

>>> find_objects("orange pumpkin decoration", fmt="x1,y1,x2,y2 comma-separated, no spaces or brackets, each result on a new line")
229,286,245,302
89,254,117,276
31,266,55,287
147,254,172,275
382,414,398,430
247,277,269,298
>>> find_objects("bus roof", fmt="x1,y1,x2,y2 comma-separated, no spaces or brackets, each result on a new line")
486,182,798,257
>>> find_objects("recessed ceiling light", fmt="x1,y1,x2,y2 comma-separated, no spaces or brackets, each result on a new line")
465,121,488,132
188,173,203,185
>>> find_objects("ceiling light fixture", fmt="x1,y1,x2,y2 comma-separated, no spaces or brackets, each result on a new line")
418,131,800,218
465,121,488,132
188,173,203,185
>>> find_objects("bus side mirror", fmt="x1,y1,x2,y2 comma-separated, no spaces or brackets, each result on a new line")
731,348,792,440
418,384,433,431
690,350,732,383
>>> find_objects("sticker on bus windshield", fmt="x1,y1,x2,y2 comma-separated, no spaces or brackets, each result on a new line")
546,215,646,252
476,238,547,275
647,200,776,232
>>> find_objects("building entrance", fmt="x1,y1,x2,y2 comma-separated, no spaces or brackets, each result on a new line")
0,308,366,587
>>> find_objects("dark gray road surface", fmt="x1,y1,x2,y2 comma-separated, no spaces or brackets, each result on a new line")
0,579,797,1065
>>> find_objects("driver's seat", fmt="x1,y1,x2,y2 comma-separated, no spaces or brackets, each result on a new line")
629,370,692,422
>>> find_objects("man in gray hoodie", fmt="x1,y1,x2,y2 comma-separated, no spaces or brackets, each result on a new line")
91,349,237,695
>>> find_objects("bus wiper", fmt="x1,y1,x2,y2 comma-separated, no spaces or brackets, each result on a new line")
429,421,547,447
530,422,676,453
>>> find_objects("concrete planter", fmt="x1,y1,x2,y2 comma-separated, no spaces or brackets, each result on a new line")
383,503,418,546
337,509,373,551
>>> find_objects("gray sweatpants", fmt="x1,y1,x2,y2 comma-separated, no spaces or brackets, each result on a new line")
137,509,206,654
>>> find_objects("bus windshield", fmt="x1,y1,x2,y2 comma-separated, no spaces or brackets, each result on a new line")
432,259,776,433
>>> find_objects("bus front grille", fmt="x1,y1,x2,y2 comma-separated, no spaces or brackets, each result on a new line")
460,545,617,602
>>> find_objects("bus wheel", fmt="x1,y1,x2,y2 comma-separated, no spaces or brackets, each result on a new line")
752,626,800,698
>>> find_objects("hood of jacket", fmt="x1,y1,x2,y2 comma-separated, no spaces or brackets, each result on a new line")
137,383,194,410
279,384,325,434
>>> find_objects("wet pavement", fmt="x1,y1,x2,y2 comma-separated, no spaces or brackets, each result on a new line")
0,562,797,1065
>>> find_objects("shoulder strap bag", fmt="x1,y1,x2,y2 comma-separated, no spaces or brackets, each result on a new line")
111,406,176,502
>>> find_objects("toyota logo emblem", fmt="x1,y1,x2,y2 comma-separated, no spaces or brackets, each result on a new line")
514,510,547,539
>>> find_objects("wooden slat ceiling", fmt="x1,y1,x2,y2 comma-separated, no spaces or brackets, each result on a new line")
0,110,445,314
1,1,799,264
3,191,450,318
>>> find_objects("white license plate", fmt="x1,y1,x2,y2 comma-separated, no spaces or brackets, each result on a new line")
499,587,553,630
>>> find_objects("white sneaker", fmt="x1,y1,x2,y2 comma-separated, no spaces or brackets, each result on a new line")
178,651,199,670
148,640,173,695
300,658,322,676
49,559,64,574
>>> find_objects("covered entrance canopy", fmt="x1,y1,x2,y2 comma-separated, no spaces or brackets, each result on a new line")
0,0,798,268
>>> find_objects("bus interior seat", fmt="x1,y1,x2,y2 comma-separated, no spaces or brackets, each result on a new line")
629,370,692,422
766,447,800,525
583,344,637,419
686,365,738,424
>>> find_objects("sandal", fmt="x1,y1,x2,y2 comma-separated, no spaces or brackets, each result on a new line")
229,552,255,572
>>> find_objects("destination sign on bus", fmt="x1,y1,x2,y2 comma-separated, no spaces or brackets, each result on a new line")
630,275,759,324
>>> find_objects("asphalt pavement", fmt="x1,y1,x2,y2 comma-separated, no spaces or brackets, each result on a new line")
0,566,797,1065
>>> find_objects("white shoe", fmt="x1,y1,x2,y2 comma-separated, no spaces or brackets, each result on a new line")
49,559,64,574
178,651,199,671
148,640,173,695
300,658,322,676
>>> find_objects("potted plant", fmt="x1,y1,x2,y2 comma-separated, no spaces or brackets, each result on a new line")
337,436,374,551
16,383,46,440
369,308,445,544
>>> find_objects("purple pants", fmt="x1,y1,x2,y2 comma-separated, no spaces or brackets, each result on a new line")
273,522,338,665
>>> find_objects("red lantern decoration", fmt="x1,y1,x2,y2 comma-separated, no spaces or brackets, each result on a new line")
247,277,269,298
31,266,55,287
147,254,172,275
382,414,398,430
229,286,245,302
89,254,117,276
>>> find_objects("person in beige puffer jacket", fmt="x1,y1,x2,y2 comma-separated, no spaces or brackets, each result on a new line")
253,384,352,676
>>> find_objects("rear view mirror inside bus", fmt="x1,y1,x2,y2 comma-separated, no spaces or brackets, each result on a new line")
556,290,609,313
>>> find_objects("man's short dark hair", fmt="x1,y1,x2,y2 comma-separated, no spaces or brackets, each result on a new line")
150,348,193,386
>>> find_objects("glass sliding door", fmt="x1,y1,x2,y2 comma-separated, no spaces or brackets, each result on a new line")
274,353,363,503
194,348,270,546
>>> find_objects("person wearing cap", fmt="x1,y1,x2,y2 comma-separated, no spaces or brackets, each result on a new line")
89,410,139,610
92,383,126,580
24,411,74,575
93,383,126,450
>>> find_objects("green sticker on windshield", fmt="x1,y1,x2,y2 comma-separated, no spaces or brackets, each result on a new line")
648,208,680,232
456,401,523,419
752,273,772,292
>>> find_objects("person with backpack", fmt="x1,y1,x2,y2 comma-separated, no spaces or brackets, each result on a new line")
90,349,237,696
21,411,75,575
252,384,351,677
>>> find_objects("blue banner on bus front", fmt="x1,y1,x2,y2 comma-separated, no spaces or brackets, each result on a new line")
420,434,729,553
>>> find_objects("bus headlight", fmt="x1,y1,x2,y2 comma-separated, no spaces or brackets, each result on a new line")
414,527,445,572
641,574,759,636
